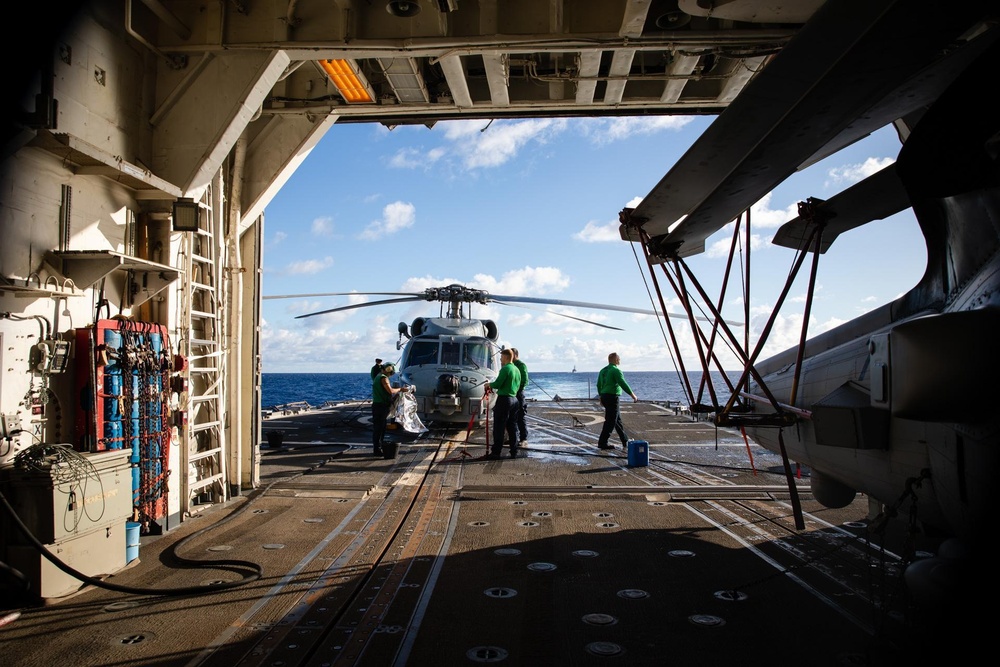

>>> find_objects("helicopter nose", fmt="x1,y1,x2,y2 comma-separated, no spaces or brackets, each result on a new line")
436,374,460,395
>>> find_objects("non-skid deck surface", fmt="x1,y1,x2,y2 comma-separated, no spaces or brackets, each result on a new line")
0,401,963,666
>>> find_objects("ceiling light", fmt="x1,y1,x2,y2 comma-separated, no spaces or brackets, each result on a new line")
319,59,375,104
377,58,430,103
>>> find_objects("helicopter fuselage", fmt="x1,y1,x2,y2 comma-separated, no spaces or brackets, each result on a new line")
396,317,501,425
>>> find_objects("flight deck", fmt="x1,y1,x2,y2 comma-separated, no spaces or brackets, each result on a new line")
0,399,968,666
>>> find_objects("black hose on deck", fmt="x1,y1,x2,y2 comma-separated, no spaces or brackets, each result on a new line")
0,487,262,598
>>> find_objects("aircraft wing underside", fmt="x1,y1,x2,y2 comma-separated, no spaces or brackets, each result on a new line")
771,163,910,254
625,0,998,259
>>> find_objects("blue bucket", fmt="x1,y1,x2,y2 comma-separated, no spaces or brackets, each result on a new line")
126,521,141,562
627,440,649,467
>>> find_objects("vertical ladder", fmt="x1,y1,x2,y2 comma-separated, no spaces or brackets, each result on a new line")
179,185,228,514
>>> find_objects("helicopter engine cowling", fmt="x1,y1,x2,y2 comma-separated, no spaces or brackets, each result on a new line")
483,319,498,341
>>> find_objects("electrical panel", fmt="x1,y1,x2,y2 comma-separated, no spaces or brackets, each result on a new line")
74,319,171,526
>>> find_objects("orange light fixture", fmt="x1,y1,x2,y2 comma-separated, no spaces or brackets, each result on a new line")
319,59,375,103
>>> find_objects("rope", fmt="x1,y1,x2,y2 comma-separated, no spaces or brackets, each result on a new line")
522,377,586,427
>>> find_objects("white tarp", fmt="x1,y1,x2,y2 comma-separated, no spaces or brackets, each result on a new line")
393,391,428,434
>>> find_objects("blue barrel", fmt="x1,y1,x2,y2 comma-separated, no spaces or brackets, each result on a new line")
627,440,648,467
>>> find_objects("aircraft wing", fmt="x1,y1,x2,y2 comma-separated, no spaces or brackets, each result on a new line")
626,0,995,259
772,163,911,254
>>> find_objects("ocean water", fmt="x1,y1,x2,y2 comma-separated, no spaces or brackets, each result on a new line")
261,371,741,409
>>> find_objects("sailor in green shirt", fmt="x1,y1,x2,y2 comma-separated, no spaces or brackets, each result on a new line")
512,348,529,445
596,352,638,449
486,348,521,459
372,363,408,457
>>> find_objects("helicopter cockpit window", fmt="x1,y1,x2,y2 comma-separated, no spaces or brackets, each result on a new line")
463,342,491,369
409,342,438,366
441,341,461,366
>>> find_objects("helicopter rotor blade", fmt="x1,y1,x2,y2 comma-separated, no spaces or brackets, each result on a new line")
264,291,418,300
266,284,742,326
493,300,625,331
488,293,739,326
294,296,424,319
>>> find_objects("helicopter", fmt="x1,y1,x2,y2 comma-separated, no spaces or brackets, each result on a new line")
265,283,718,425
615,0,999,592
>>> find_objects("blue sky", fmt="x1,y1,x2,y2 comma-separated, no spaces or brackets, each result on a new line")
260,115,925,373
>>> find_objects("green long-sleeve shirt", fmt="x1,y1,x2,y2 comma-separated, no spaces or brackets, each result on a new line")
597,364,633,396
489,362,520,397
513,359,528,393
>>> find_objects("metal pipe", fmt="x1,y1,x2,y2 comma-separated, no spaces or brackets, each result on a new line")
161,30,798,55
226,135,247,496
124,0,184,68
139,0,192,40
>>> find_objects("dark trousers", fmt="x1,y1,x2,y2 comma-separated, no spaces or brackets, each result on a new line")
598,393,628,447
372,402,390,449
491,395,519,454
515,391,528,442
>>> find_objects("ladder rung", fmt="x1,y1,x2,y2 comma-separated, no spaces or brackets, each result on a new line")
190,474,224,491
191,421,222,432
192,282,215,292
190,367,220,373
192,254,212,263
189,338,217,346
189,447,222,462
191,310,216,319
188,352,223,362
191,394,220,402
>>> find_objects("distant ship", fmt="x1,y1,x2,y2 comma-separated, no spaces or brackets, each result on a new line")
572,365,577,373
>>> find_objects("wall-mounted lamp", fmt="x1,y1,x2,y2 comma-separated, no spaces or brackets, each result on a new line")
387,1,422,17
172,197,200,232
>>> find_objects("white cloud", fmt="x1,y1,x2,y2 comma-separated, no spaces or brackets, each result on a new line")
290,293,374,324
577,115,697,144
311,217,334,236
749,192,801,230
704,231,768,258
574,196,646,242
389,146,446,169
359,201,416,240
283,257,334,275
826,156,895,188
574,220,621,243
700,192,799,258
261,313,399,373
474,266,572,296
445,118,569,169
